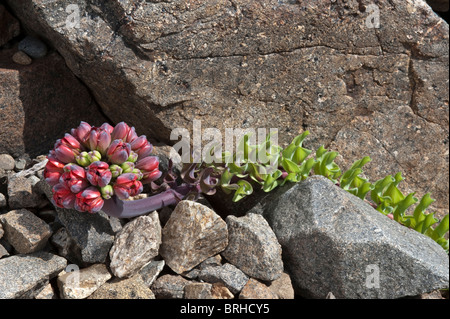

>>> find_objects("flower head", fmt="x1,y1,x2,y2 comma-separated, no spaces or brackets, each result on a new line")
44,154,66,186
136,156,162,184
53,133,82,163
130,135,153,159
52,183,76,209
70,121,92,147
60,164,89,193
111,122,138,143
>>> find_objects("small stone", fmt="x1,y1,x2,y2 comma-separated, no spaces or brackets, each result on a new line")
151,274,190,299
14,157,28,171
50,227,82,265
211,282,234,299
35,283,56,299
57,264,112,299
7,176,42,209
0,209,52,254
160,200,228,274
198,263,249,294
89,275,155,299
268,272,295,299
0,251,67,299
12,51,32,65
222,213,283,281
326,292,336,299
0,243,9,258
184,282,213,299
109,212,162,278
0,193,6,209
139,260,165,287
18,35,48,59
0,223,3,239
0,154,15,170
239,278,279,299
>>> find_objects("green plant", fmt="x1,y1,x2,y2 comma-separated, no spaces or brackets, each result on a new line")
201,131,449,252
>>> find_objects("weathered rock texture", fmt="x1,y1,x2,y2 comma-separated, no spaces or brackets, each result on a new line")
5,0,449,219
0,47,107,158
248,175,450,299
0,5,20,47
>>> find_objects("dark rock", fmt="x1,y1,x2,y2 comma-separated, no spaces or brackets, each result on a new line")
248,175,449,299
198,263,249,295
0,5,20,47
18,35,47,59
151,274,190,299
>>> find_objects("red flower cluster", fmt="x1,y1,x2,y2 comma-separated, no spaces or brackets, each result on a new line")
44,122,162,213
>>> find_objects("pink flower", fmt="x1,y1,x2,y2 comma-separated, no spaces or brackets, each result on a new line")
130,135,153,159
107,139,132,164
111,122,138,143
87,126,111,156
86,161,112,187
99,123,114,134
59,164,89,193
53,133,82,163
70,121,92,147
44,154,66,186
136,156,162,184
52,183,76,209
113,173,143,200
75,186,105,213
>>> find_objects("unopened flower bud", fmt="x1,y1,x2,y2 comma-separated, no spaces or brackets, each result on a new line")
109,164,123,178
76,151,91,167
88,150,102,163
127,151,139,163
120,161,135,173
100,185,114,199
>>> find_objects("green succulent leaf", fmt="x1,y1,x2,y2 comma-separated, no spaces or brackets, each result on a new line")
262,170,283,192
232,180,254,202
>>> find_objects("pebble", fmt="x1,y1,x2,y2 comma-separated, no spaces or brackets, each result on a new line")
57,264,112,299
268,272,295,299
14,157,28,171
18,35,48,58
12,51,32,65
89,275,155,299
0,252,67,299
151,274,190,299
139,260,165,287
109,212,162,278
0,193,5,208
198,263,249,295
0,208,52,254
0,154,15,170
7,176,42,209
239,278,279,299
160,200,228,274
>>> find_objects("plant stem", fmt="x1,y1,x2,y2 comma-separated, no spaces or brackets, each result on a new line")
101,185,191,218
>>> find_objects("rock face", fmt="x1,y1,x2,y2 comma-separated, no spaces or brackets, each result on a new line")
160,200,228,274
0,5,20,47
0,48,108,159
109,212,162,278
222,213,284,281
6,0,449,219
248,176,450,299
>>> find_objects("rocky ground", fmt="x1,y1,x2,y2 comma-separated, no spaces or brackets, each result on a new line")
0,151,448,299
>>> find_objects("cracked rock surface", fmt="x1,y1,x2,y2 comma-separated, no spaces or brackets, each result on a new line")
6,0,448,219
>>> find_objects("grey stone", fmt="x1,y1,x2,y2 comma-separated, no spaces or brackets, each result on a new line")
57,264,112,299
7,176,42,209
56,208,115,265
139,260,165,287
18,35,48,59
88,275,155,299
49,227,82,265
248,175,450,299
109,212,162,278
151,274,190,299
0,154,15,171
14,157,28,171
184,282,213,299
0,251,67,299
0,209,52,254
198,263,249,295
222,213,283,281
160,200,228,274
34,283,56,299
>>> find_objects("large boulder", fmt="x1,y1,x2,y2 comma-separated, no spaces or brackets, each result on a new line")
6,0,449,218
248,175,449,299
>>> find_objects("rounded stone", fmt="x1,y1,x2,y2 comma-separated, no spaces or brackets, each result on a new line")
0,154,15,170
18,35,47,59
12,51,32,65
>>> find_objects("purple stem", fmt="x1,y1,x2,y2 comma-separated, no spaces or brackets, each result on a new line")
101,185,192,218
